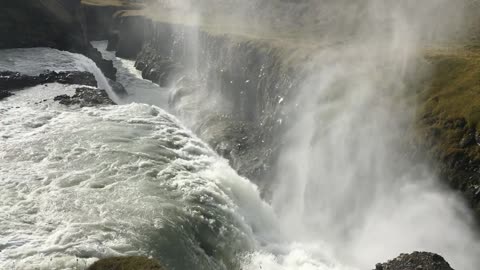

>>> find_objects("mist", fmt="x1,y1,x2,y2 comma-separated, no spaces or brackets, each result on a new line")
147,0,479,268
269,1,480,269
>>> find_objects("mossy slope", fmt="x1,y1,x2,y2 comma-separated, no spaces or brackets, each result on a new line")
416,47,480,217
88,256,165,270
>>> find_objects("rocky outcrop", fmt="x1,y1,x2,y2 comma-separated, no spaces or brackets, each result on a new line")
54,87,115,106
0,0,88,50
0,90,13,101
374,252,454,270
0,0,117,80
108,78,128,96
87,256,165,270
0,70,97,90
84,46,117,80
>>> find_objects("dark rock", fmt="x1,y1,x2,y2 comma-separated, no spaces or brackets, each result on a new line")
475,130,480,146
374,252,454,270
459,128,476,147
0,0,88,51
53,94,72,104
83,5,119,41
116,16,150,59
0,70,97,91
54,87,115,107
88,256,165,270
108,78,128,96
107,31,120,51
0,90,13,100
453,118,467,128
0,0,117,81
83,46,117,81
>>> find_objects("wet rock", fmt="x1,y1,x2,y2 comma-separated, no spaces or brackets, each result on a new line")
54,87,115,107
0,90,13,100
0,1,117,81
87,256,165,270
107,30,120,51
0,0,88,51
108,78,128,97
116,16,150,59
374,252,454,270
0,70,97,91
83,45,117,80
459,128,475,147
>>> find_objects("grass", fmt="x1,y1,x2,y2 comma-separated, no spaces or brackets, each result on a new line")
416,47,480,161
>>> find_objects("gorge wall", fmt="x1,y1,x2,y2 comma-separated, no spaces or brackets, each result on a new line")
0,0,116,80
97,5,480,220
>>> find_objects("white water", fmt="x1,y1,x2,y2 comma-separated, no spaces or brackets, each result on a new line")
0,81,280,269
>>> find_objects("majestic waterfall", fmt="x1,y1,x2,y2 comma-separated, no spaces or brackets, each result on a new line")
2,0,480,270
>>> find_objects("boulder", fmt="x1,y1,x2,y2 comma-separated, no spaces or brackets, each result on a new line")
54,87,116,107
374,252,454,270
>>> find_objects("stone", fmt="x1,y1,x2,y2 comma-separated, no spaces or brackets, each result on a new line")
108,78,128,96
54,87,116,107
373,252,454,270
0,89,13,100
0,70,97,91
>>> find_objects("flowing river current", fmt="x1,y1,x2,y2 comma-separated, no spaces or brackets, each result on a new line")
0,44,479,270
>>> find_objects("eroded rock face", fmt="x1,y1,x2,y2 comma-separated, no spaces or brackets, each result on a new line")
0,0,117,80
0,0,87,50
374,252,454,270
54,87,116,107
0,70,97,91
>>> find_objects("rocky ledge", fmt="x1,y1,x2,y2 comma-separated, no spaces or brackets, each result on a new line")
374,252,453,270
54,87,115,107
0,70,97,91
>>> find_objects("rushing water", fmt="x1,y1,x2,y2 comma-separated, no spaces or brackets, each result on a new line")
1,5,480,266
0,50,280,270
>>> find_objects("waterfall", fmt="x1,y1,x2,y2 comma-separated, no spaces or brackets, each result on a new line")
2,0,480,269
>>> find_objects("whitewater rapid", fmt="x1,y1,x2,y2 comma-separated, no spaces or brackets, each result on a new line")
0,83,272,269
0,48,353,270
